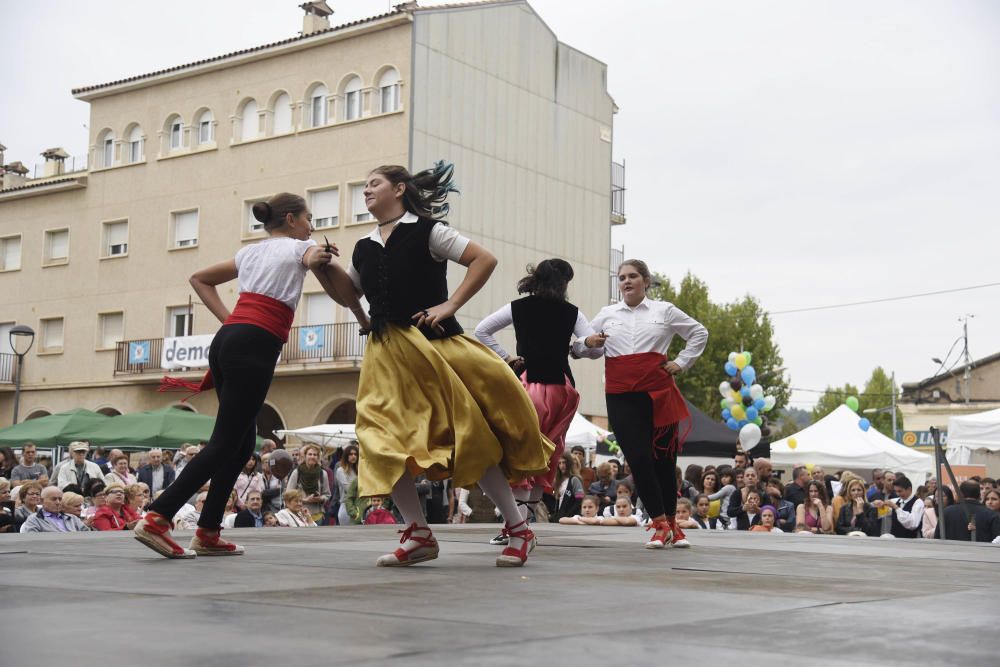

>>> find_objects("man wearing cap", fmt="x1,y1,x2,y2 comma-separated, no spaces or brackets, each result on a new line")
56,442,105,491
138,448,175,496
20,486,90,532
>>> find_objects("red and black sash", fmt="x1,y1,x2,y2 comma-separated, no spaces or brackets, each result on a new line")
606,352,691,457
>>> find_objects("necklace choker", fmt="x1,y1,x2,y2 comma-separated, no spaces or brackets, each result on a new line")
378,214,405,227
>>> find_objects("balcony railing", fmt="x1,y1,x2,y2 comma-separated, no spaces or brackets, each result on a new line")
113,322,367,376
609,245,624,305
32,155,89,179
0,353,14,384
611,159,626,225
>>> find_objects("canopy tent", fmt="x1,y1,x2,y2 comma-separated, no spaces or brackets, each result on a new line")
0,408,110,447
274,423,357,449
682,399,747,458
86,406,264,450
947,408,1000,465
770,405,933,481
565,413,611,450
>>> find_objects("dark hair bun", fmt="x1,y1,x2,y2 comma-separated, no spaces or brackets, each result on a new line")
252,201,272,223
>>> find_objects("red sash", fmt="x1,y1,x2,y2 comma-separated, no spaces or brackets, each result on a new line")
158,293,293,399
605,352,691,457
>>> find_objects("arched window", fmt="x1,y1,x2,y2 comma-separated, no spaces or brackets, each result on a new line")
169,118,183,150
97,129,115,168
308,84,328,127
272,92,292,134
378,68,401,113
126,124,144,163
343,76,362,121
239,99,259,141
194,108,215,145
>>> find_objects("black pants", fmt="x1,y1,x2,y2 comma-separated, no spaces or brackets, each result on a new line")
149,324,281,529
606,392,678,518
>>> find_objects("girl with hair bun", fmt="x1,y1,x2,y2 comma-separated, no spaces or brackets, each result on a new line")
136,192,366,560
346,162,555,568
474,259,605,545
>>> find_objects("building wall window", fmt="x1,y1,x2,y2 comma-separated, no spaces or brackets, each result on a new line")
97,129,115,168
0,235,22,271
43,229,69,265
307,84,329,127
98,312,124,349
40,317,64,353
304,293,336,325
310,187,339,229
195,108,215,145
343,76,362,121
0,323,14,355
126,124,145,163
102,220,128,258
170,120,183,150
378,68,401,113
239,99,259,141
167,306,192,337
171,210,199,248
272,92,293,134
351,184,372,223
245,198,268,234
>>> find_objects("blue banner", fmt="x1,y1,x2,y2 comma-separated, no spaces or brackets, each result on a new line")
128,341,150,364
299,326,325,351
897,430,947,447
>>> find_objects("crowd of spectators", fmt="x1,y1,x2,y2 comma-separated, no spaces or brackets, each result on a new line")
2,439,999,545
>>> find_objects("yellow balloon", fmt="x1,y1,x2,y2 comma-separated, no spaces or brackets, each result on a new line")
732,404,746,420
788,438,798,450
735,353,748,370
805,463,814,473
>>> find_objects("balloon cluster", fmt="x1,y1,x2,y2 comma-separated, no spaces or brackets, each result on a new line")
844,395,871,431
719,350,777,450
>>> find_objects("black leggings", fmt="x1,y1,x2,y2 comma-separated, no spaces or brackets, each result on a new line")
606,392,678,518
149,324,281,529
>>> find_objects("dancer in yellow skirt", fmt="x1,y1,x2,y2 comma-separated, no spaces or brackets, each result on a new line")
344,161,555,567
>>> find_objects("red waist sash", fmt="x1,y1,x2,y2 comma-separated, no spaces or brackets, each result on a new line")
606,352,691,456
158,293,293,398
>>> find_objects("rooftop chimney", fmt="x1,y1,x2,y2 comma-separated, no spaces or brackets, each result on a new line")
2,160,29,190
300,1,333,35
41,147,70,178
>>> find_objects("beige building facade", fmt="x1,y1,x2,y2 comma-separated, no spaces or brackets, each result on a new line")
0,1,622,438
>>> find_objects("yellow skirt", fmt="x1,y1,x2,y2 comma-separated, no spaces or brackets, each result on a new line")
356,324,556,496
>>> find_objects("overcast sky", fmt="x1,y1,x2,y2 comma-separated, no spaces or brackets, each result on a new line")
3,0,999,410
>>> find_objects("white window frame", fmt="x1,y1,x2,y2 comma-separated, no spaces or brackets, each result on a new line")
167,306,192,338
39,317,65,354
100,134,115,168
350,183,372,224
101,220,129,259
240,100,259,141
0,322,15,355
273,93,293,134
343,76,363,121
170,120,183,150
309,187,340,230
0,235,22,272
43,228,70,266
196,109,215,145
170,209,199,249
304,292,337,325
97,311,124,350
309,85,329,127
244,197,269,236
378,69,401,114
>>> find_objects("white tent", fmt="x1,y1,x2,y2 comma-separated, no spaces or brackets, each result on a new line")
947,408,1000,464
770,405,933,481
565,412,611,450
274,423,356,448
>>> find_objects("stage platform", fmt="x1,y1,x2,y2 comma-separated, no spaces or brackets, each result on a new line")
2,524,998,665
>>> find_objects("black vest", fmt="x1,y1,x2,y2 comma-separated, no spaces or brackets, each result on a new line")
510,296,579,386
889,494,921,538
351,218,463,340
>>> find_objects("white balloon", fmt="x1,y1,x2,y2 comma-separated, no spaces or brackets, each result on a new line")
728,352,738,363
750,384,764,399
719,381,732,398
739,423,762,450
763,396,777,412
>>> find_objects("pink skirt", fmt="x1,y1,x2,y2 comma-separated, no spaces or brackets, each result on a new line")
516,374,580,492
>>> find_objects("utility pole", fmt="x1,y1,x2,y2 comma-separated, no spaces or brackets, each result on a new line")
891,370,897,439
960,315,974,404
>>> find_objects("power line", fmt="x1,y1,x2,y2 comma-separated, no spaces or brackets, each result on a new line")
769,281,1000,316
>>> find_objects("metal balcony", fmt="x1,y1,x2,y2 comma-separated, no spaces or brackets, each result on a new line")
611,159,626,225
0,353,14,384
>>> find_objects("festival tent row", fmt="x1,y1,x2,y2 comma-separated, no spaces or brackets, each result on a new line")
770,405,933,481
947,408,1000,472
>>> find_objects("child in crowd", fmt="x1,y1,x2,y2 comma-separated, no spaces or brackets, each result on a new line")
559,495,603,525
364,496,398,525
263,512,279,527
602,496,639,526
751,505,784,533
602,478,636,518
675,498,700,530
692,494,725,530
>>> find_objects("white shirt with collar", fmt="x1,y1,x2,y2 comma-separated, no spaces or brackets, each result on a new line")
585,297,708,370
347,211,470,292
893,493,925,531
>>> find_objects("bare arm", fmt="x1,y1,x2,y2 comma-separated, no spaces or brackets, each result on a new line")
314,263,371,331
190,260,239,324
415,241,497,333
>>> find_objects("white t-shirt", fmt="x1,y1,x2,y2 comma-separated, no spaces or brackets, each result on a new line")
234,237,317,310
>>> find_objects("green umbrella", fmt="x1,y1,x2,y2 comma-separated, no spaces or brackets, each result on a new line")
86,406,264,450
0,408,110,447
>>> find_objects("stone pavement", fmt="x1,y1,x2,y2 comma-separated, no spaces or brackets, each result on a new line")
2,524,998,666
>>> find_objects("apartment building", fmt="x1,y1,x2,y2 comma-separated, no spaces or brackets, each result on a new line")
0,0,624,438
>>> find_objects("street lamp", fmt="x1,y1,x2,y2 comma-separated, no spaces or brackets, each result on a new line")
9,324,35,425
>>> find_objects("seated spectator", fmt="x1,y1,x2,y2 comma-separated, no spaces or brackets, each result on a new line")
764,479,797,533
981,478,996,499
601,496,639,526
56,442,105,491
602,478,636,518
785,466,810,507
0,477,14,533
104,453,136,487
82,479,106,519
221,490,240,529
940,480,1000,543
174,492,207,530
275,489,317,527
831,470,863,519
14,481,43,530
571,446,595,490
137,448,175,497
124,484,147,518
733,489,764,530
364,496,398,525
984,488,1000,513
10,442,48,483
795,480,834,534
61,491,85,517
835,478,879,536
553,452,584,521
588,463,617,513
91,484,140,531
753,458,774,485
263,512,279,527
750,505,783,533
21,486,91,532
235,491,266,528
559,495,603,525
675,497,699,530
692,494,724,530
0,448,15,479
682,464,703,499
233,454,264,511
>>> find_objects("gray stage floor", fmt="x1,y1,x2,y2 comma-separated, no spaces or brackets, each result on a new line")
2,524,998,666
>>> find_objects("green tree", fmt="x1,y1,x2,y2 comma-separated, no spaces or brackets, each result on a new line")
811,383,860,422
860,367,903,438
647,272,791,424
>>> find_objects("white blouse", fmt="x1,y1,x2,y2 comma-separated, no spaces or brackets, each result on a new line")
473,303,597,360
235,236,317,310
587,298,708,370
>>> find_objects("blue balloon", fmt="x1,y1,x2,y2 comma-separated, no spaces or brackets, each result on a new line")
859,418,871,432
724,362,738,377
727,417,739,431
740,386,751,398
741,365,756,386
722,409,732,420
754,398,766,410
738,419,749,428
746,406,759,421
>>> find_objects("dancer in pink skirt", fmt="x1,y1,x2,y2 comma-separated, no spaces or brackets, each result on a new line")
475,259,605,544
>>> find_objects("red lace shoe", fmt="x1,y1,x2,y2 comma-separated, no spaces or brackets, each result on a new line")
376,523,439,567
190,527,245,556
496,519,536,567
134,511,196,559
669,517,691,548
644,518,673,549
